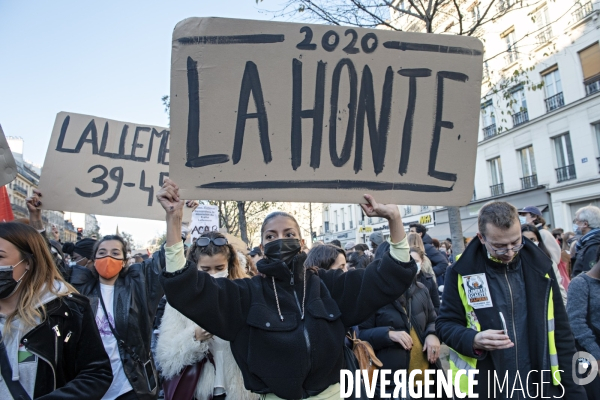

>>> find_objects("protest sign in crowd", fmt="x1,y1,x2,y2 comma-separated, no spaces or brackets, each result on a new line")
0,16,599,400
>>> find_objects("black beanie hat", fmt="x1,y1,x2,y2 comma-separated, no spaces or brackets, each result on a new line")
74,238,97,260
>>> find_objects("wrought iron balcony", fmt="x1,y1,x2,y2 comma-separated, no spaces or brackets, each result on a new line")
556,164,576,183
545,92,564,112
572,1,593,23
585,75,600,96
520,174,538,190
14,186,27,196
483,124,497,139
512,110,529,127
536,27,553,46
490,183,504,197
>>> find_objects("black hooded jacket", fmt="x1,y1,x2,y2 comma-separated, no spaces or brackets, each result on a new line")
159,251,417,399
572,230,600,277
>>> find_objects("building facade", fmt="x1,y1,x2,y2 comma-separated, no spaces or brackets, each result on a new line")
317,1,600,243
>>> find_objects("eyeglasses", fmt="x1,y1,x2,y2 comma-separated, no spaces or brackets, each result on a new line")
481,235,524,256
195,237,228,247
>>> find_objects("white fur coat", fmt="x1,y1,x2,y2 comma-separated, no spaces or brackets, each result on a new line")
156,303,257,400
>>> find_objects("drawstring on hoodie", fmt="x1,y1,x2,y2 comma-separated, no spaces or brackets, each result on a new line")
271,261,307,322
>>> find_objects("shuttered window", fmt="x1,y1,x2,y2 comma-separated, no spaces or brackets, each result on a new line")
579,43,600,83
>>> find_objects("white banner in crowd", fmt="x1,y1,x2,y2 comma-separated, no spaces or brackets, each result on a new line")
189,204,220,241
39,112,175,221
169,17,483,206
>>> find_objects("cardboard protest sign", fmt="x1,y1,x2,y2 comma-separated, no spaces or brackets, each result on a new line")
39,112,178,221
189,204,220,240
169,18,483,206
0,125,17,187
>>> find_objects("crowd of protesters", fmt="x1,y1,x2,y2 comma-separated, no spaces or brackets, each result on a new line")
0,180,597,399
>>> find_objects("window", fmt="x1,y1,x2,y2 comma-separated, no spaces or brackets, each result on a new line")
510,86,528,126
334,210,338,231
542,67,564,111
348,206,353,229
553,133,576,182
534,7,552,45
469,3,480,27
488,157,504,196
481,100,496,138
503,29,519,64
594,123,600,172
404,206,412,215
579,43,600,95
518,146,537,189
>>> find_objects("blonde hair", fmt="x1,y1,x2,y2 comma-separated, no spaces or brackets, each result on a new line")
408,234,434,275
0,223,75,336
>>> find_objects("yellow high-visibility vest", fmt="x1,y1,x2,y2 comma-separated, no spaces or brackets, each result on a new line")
448,273,560,395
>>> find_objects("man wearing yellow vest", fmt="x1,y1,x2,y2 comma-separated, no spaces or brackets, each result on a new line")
437,202,586,399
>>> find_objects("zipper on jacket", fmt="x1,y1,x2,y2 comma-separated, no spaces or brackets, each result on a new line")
25,346,56,391
294,291,311,371
64,331,72,343
52,325,61,337
504,269,519,374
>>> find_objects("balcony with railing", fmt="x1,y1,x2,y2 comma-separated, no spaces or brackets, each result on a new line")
556,165,576,182
572,1,594,24
520,174,538,190
585,75,600,96
11,204,28,216
341,222,345,231
512,110,529,127
490,183,505,197
483,124,497,139
545,92,564,112
536,27,553,46
13,186,27,196
504,49,519,66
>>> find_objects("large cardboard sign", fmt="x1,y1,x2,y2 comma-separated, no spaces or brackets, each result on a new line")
0,125,17,187
170,18,483,206
39,112,173,221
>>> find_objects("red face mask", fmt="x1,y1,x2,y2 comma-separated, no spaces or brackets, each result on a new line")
95,256,124,279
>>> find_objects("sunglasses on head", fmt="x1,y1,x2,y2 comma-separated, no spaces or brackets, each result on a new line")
196,237,228,247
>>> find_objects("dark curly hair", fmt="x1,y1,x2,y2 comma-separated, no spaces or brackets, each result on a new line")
187,231,246,280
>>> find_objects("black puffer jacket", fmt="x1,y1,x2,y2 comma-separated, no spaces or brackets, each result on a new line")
358,282,437,372
69,249,165,400
417,272,439,314
160,252,417,399
23,293,113,399
422,233,449,284
572,229,600,277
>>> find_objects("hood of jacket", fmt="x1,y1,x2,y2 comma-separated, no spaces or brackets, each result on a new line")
421,233,433,245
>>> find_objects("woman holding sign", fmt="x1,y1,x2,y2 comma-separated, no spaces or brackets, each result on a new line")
157,179,417,399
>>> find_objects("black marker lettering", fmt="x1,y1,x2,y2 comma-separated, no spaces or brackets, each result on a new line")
130,126,151,162
73,119,99,154
199,180,452,193
383,41,482,56
430,71,468,182
56,115,77,153
355,66,394,175
232,61,272,165
397,68,432,175
117,124,132,160
329,59,357,167
185,56,230,168
98,122,120,159
291,59,326,170
139,170,154,207
158,130,170,165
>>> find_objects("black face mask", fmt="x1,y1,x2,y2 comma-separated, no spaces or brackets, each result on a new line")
263,239,302,266
0,260,26,300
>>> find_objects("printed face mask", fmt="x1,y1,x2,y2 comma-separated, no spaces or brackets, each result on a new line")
212,269,229,279
95,256,124,279
0,260,26,299
573,224,582,235
263,239,302,266
518,216,527,225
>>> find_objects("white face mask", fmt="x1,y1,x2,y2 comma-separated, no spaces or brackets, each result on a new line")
532,241,539,246
416,262,422,274
518,216,527,225
211,269,229,279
